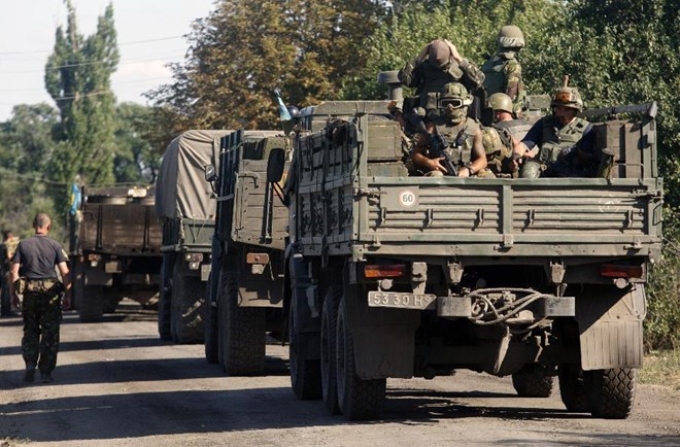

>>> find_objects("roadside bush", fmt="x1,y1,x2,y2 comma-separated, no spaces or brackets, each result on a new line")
645,207,680,350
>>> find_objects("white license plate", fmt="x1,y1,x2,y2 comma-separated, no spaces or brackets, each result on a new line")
201,264,211,281
368,291,437,310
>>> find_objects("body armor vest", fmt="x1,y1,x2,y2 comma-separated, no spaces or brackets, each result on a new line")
482,53,514,95
539,116,590,164
433,118,480,168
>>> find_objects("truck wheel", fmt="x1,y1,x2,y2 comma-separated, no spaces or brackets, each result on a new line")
558,364,589,412
72,261,84,311
289,287,322,400
203,272,218,364
220,267,266,375
103,291,121,314
587,368,637,419
79,285,104,323
512,364,553,397
336,296,386,421
171,263,204,344
321,286,342,415
158,255,173,341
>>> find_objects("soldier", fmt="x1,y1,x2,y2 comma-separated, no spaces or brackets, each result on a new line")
399,39,485,113
488,92,533,142
9,213,71,384
478,127,517,178
410,82,487,177
482,25,526,111
0,229,20,317
512,80,596,178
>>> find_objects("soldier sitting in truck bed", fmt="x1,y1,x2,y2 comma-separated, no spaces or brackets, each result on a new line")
512,79,598,178
409,82,487,177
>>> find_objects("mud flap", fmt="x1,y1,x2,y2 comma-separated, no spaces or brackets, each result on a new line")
576,285,646,371
344,284,420,379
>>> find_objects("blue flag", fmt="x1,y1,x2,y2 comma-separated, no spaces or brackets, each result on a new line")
273,88,292,122
69,182,81,215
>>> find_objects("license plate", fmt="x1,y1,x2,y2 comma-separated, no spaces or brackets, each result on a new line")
368,291,437,310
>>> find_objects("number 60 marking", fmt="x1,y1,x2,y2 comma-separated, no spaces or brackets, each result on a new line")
399,190,417,208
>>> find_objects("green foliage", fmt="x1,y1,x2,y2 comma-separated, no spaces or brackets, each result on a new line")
44,0,119,191
147,0,386,130
113,103,160,184
646,209,680,350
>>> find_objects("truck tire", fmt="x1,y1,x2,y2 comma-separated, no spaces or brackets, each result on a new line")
158,255,173,341
79,285,104,323
204,272,218,364
512,364,554,397
587,368,637,419
321,286,342,415
289,286,322,400
170,263,204,344
72,261,84,311
558,364,589,412
219,265,266,375
336,295,386,421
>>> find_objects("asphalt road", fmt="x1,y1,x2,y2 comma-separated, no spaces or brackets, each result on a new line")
1,301,680,447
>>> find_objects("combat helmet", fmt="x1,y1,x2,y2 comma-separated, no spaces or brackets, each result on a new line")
488,93,514,114
498,25,525,50
550,76,583,112
439,82,474,124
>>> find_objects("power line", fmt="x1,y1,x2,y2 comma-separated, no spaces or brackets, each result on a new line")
0,76,173,93
0,50,187,75
0,35,189,56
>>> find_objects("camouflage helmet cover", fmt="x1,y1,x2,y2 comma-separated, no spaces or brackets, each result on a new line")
551,86,583,111
488,93,514,114
439,82,473,106
498,25,525,49
481,127,504,155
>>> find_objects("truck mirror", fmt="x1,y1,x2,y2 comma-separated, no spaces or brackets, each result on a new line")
204,165,217,182
267,148,285,183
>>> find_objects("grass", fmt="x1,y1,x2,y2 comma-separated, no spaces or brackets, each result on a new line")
640,350,680,390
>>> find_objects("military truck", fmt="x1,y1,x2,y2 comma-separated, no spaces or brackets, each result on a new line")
155,130,233,344
69,185,162,322
203,129,290,375
267,79,662,420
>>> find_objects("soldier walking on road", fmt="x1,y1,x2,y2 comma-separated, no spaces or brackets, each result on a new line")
9,213,71,384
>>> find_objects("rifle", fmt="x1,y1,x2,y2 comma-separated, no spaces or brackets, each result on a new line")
406,109,458,176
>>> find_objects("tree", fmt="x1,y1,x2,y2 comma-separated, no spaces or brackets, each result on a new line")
148,0,387,130
0,104,59,174
44,0,119,192
112,103,162,184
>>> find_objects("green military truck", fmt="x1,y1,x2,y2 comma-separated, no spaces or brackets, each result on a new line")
155,130,234,343
203,129,290,375
69,185,162,322
267,88,662,420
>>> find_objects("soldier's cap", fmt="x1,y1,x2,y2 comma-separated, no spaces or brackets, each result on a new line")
428,40,451,69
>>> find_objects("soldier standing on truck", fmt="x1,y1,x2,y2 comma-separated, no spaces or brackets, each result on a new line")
410,82,487,177
399,39,485,114
481,25,526,113
512,80,597,178
10,213,71,383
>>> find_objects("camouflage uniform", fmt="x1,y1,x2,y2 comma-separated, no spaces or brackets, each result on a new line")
12,231,69,381
482,26,527,115
399,40,485,112
0,234,20,316
479,127,516,178
21,281,63,374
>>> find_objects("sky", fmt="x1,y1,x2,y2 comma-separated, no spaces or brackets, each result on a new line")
0,0,218,122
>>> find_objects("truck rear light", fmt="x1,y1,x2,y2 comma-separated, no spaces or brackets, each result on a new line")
601,264,643,279
364,264,406,278
184,253,203,263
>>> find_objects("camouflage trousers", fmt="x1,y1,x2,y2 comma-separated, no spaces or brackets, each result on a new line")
21,291,62,373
